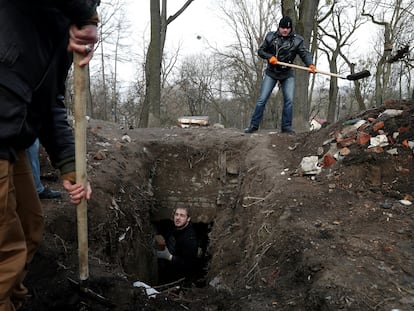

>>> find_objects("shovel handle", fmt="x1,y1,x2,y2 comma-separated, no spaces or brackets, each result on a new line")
277,60,345,79
73,52,89,281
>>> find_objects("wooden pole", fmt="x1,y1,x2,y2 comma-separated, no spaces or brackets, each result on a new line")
73,52,89,281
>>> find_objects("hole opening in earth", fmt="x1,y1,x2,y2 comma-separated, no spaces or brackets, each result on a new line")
152,218,213,287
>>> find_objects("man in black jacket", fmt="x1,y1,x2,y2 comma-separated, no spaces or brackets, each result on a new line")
244,16,316,134
0,1,100,310
156,207,199,286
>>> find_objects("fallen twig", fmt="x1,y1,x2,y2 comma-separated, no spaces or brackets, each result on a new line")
153,278,185,291
246,242,273,283
243,193,272,207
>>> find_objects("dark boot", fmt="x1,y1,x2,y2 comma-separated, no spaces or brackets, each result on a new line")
38,187,62,199
281,128,295,134
244,126,258,133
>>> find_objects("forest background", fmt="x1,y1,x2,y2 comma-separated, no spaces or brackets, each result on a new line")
66,0,414,132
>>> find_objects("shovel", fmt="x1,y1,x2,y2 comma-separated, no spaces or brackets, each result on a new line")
277,60,371,81
72,52,114,307
73,51,89,284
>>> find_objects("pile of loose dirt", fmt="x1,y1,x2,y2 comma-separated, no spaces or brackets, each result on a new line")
25,100,414,310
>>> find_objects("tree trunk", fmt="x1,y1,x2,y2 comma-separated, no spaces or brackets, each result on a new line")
142,0,162,127
113,29,120,123
100,28,107,121
327,57,338,123
282,0,319,132
141,0,194,128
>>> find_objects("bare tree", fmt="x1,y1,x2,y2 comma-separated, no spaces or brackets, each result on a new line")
141,0,195,128
318,1,365,122
362,0,414,105
89,0,132,121
176,55,222,115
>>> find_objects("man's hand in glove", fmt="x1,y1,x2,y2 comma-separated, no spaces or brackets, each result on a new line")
157,247,173,261
309,64,317,74
269,56,278,65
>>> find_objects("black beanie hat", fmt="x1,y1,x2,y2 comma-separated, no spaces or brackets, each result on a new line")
279,16,293,28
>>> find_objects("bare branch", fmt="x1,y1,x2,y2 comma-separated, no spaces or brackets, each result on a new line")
166,0,195,25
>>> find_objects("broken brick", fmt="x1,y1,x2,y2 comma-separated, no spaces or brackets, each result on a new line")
337,137,356,147
373,121,384,132
402,139,410,148
399,126,410,133
356,132,371,145
322,153,337,167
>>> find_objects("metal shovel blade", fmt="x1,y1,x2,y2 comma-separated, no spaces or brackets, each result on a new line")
346,70,371,81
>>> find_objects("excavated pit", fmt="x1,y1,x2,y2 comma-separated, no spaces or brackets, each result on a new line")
24,108,414,310
147,141,245,285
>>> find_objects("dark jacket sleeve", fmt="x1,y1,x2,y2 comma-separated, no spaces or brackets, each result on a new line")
0,1,99,164
54,0,100,26
38,95,75,174
36,0,100,173
32,32,76,174
294,34,313,66
258,32,275,60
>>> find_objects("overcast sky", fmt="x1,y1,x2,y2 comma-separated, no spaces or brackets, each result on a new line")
109,0,230,82
127,1,229,55
114,1,378,84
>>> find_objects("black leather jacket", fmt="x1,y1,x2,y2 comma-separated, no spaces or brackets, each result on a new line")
0,0,99,172
258,29,313,80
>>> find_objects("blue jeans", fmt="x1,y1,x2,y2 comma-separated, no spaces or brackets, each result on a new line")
249,73,295,131
26,138,44,193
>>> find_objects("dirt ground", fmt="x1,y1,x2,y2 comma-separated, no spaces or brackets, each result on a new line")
24,99,414,311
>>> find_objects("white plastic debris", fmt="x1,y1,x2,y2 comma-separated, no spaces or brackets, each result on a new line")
122,134,131,143
299,156,321,175
399,200,412,206
368,134,389,148
393,132,399,140
118,226,131,241
341,120,367,137
133,281,160,298
386,148,398,155
323,137,335,146
378,109,403,118
96,142,111,147
309,119,322,131
213,123,225,129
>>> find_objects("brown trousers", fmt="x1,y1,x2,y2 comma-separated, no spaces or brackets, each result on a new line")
0,151,44,311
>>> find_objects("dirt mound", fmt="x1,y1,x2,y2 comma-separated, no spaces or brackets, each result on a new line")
25,100,414,310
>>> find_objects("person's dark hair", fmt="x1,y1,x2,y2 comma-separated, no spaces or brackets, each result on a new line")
279,16,293,28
